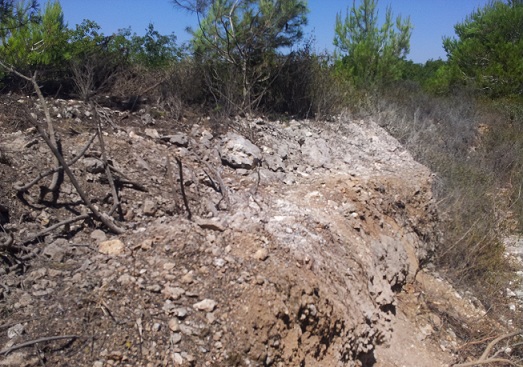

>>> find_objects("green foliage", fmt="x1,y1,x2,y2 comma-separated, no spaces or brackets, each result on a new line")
129,23,179,68
0,0,38,44
67,20,132,99
174,0,308,112
443,0,523,97
0,1,68,71
334,0,411,89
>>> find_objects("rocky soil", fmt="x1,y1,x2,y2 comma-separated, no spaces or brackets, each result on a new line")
0,96,518,366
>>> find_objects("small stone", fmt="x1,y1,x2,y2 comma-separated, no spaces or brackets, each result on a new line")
99,239,125,255
183,353,195,362
174,307,188,319
117,274,135,285
181,272,194,284
162,286,185,300
42,242,66,262
140,239,153,250
213,258,226,268
168,318,180,332
206,312,217,324
93,362,104,367
90,229,107,242
173,352,183,364
144,128,160,139
171,333,182,344
143,199,157,216
163,262,176,271
193,299,217,312
253,248,269,261
7,324,24,338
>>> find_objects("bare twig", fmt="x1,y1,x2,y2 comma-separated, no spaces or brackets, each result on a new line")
453,358,522,367
176,157,192,220
33,123,124,234
20,214,90,245
92,103,122,220
453,330,523,367
191,152,230,210
4,65,63,199
14,132,97,193
166,155,180,212
105,163,148,192
0,335,78,355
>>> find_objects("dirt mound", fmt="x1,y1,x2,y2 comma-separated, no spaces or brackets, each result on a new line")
0,96,504,366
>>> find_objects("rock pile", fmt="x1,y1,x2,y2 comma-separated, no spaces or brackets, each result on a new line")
0,96,445,366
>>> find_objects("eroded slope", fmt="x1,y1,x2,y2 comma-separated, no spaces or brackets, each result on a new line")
0,99,447,366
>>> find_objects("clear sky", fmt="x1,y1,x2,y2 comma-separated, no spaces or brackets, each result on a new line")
59,0,492,64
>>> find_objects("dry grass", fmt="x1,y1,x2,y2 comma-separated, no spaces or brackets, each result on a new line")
373,82,523,319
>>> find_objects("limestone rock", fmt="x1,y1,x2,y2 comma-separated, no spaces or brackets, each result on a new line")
253,248,269,261
42,240,67,262
90,229,107,242
193,299,217,312
98,239,125,255
300,137,331,168
143,199,157,216
220,133,261,169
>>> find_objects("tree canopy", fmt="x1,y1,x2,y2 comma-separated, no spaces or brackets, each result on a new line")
334,0,411,88
443,0,523,97
172,0,308,111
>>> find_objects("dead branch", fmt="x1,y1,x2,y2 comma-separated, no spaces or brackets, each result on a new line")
453,358,522,367
191,152,230,210
453,330,523,367
166,155,180,212
92,102,122,220
20,214,90,245
0,61,63,200
205,162,230,210
176,157,192,220
0,335,78,356
94,162,148,192
0,232,25,252
33,122,124,234
13,132,97,193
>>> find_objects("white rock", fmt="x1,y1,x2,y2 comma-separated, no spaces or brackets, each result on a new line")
253,248,269,261
193,299,217,312
173,352,183,364
162,286,186,300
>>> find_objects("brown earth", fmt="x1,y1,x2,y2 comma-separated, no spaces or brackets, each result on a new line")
0,96,517,366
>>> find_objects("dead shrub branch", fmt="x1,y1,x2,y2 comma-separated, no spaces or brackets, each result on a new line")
453,330,523,367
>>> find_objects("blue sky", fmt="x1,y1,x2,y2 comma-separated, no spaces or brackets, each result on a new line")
60,0,492,64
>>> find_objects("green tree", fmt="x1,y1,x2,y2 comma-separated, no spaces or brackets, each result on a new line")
0,1,67,72
67,20,132,100
130,23,179,68
334,0,412,88
442,0,523,97
172,0,308,112
0,0,38,44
